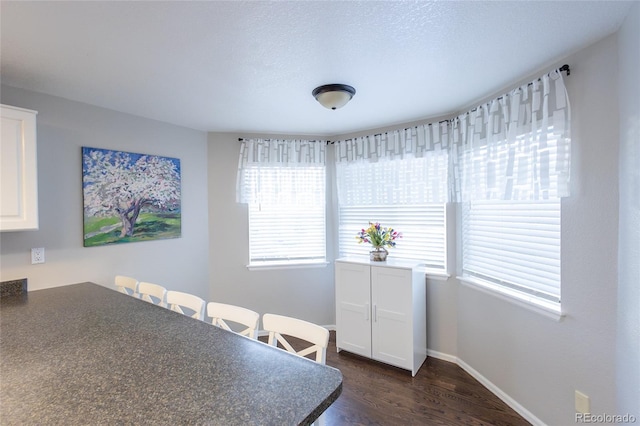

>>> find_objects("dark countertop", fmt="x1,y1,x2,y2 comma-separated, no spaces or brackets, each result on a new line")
0,282,342,425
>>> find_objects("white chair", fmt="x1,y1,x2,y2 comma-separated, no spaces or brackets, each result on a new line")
207,302,260,339
262,313,330,364
115,275,138,298
166,290,205,320
138,282,167,308
263,313,330,426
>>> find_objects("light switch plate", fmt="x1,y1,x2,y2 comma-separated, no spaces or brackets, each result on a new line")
575,390,590,414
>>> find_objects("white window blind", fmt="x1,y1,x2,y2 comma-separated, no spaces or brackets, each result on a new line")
246,166,326,266
249,201,326,265
339,204,446,270
462,200,561,303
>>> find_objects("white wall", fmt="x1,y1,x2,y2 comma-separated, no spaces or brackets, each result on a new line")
0,86,211,299
616,1,640,417
206,132,336,326
456,34,621,425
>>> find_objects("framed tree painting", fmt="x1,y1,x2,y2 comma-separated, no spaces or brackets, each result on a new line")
82,147,181,247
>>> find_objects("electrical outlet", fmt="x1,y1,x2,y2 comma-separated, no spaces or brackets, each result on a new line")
31,247,45,264
575,390,590,414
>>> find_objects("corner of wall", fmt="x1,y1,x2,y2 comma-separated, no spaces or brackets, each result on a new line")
616,1,640,418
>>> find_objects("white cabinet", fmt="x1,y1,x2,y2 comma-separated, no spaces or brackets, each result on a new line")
1,104,38,231
335,257,427,376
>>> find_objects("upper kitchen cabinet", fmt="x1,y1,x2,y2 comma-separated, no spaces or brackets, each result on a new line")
1,104,38,231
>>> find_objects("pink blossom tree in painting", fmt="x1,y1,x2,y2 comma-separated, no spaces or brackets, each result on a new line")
82,147,181,245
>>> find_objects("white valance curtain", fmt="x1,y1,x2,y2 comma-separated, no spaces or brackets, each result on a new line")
334,123,450,205
334,68,571,204
236,138,326,205
451,69,571,201
237,69,570,206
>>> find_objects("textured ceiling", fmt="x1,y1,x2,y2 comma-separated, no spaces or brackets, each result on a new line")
0,1,633,136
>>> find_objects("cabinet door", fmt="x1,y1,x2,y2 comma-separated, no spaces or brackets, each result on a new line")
371,265,413,370
1,105,38,231
335,261,371,358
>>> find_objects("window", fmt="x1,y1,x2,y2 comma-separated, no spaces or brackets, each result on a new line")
335,145,449,272
236,139,327,268
247,167,326,266
453,70,570,312
339,203,446,270
461,200,561,304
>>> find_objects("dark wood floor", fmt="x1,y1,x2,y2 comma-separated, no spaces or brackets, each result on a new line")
262,332,530,426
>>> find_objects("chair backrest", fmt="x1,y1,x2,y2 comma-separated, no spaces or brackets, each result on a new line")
138,282,167,308
207,302,260,339
166,290,205,320
262,313,329,364
115,275,138,298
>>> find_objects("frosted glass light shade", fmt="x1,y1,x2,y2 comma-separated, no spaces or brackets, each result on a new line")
312,84,356,110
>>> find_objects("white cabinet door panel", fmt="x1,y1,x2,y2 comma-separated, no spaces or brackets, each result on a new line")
335,262,371,357
0,105,38,231
372,266,413,369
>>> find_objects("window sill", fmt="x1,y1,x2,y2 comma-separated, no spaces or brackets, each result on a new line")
457,276,565,321
424,270,451,281
247,261,329,271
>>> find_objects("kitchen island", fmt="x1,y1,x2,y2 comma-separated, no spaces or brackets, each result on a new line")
0,282,342,425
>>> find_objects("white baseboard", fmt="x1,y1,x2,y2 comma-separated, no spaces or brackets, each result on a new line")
426,349,458,363
455,357,546,426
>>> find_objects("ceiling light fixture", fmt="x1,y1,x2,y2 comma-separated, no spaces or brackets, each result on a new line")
312,84,356,110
